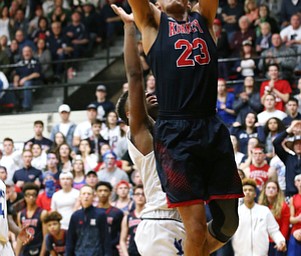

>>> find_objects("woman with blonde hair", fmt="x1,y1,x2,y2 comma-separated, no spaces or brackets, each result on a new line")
244,0,259,25
259,180,290,256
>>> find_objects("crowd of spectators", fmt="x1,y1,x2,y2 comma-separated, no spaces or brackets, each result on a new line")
2,0,301,255
0,0,128,112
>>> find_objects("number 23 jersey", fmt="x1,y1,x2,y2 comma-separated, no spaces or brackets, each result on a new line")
147,11,218,115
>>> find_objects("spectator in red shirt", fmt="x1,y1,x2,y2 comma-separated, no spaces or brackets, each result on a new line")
260,63,292,112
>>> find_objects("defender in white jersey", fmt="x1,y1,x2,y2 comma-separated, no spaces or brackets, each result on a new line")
0,180,14,256
112,5,185,255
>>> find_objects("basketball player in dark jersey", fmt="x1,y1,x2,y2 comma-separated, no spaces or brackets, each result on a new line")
16,183,47,256
120,1,244,255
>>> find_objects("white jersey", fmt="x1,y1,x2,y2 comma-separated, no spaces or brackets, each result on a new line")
126,132,181,220
0,180,14,256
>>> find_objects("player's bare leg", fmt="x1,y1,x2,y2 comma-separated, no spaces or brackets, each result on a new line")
177,203,209,256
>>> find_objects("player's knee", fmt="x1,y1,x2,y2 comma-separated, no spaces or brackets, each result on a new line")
186,222,207,245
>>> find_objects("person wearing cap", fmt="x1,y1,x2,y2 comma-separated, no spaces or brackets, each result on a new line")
73,103,98,147
273,120,301,196
85,170,99,190
96,181,124,256
232,178,287,256
90,84,115,121
260,63,292,112
50,172,80,229
50,104,77,149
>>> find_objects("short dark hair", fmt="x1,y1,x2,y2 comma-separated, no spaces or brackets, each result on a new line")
133,184,144,193
242,178,257,190
287,97,299,105
3,137,13,143
95,181,113,191
22,183,39,195
0,166,7,173
34,120,44,126
92,119,103,126
43,211,62,224
268,63,279,71
116,91,129,126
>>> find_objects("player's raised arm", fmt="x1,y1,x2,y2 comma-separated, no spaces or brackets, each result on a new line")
112,5,153,155
193,0,219,26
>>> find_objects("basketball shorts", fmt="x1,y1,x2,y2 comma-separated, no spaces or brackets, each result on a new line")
154,114,244,207
135,219,185,256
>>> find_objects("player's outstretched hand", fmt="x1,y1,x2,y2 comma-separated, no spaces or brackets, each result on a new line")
111,4,134,24
17,225,33,245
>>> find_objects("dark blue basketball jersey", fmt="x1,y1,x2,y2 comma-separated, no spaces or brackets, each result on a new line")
147,11,218,115
127,211,141,255
20,207,43,255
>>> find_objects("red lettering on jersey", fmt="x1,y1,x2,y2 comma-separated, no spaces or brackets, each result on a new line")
168,19,203,37
169,22,177,36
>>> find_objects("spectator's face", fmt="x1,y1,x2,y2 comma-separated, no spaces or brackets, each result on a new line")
54,133,65,146
96,90,106,101
73,160,84,173
47,221,61,236
116,184,129,198
271,34,282,48
264,181,278,198
259,6,268,18
133,188,146,206
295,176,301,190
59,144,70,158
86,174,98,187
10,40,18,51
242,185,256,203
286,101,298,115
252,148,265,165
15,10,24,21
104,153,116,169
0,36,7,47
0,167,7,181
293,141,301,155
22,47,33,60
23,151,33,167
244,76,254,89
24,189,38,205
79,140,91,154
80,186,94,208
132,171,142,185
291,15,301,30
34,124,43,136
267,118,278,132
107,112,118,125
96,185,110,203
268,66,279,80
260,23,270,36
100,144,111,156
3,140,13,155
264,95,275,110
72,12,81,23
32,144,42,157
217,80,226,94
92,124,101,136
87,109,97,121
247,138,259,153
47,153,58,168
51,22,61,36
39,19,47,30
55,0,63,7
59,111,70,122
37,39,46,50
227,0,236,5
59,176,72,189
15,31,24,43
239,17,249,30
146,75,156,93
245,113,256,127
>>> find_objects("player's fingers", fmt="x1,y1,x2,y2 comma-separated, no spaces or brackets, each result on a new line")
111,4,122,16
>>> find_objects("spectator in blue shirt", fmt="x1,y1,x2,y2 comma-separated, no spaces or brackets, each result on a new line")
13,45,42,111
66,185,112,256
